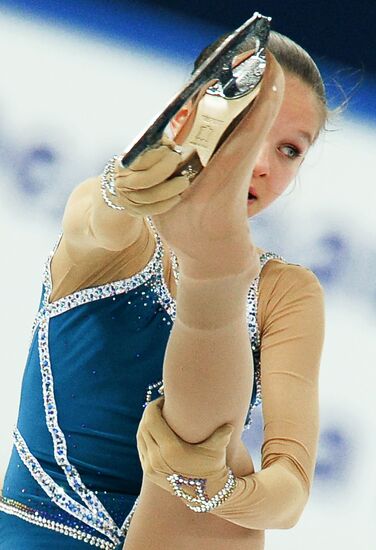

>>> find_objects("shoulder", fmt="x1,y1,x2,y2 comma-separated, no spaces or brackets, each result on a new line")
259,256,324,297
257,254,325,331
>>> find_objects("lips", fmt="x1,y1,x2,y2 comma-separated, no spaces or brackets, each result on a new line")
248,186,257,200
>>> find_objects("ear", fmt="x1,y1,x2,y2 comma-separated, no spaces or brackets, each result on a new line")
169,100,194,139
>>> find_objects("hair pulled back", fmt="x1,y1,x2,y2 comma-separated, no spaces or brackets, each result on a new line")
193,30,328,132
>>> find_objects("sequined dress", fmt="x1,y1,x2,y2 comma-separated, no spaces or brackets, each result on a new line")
0,221,284,549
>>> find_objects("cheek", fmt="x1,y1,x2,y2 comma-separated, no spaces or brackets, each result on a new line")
268,162,297,197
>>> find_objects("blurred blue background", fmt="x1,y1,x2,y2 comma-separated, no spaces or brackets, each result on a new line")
0,1,375,549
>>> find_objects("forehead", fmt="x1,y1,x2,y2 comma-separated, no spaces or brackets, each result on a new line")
276,73,322,143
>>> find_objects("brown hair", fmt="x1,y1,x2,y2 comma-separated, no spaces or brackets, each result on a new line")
193,30,328,133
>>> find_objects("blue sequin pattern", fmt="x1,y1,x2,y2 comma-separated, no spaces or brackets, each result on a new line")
0,217,285,548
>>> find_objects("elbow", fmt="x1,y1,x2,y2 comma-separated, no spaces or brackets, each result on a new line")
264,458,311,530
276,483,310,530
272,456,312,530
211,459,311,531
279,509,304,530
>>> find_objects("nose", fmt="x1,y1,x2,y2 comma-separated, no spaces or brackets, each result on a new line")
253,143,270,178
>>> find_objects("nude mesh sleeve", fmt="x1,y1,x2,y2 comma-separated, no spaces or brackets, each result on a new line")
211,262,325,529
49,177,156,301
50,137,184,301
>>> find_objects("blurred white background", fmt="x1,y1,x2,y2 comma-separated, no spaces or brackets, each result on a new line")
0,4,375,549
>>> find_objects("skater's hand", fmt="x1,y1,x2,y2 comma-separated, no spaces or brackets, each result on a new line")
151,53,285,280
137,397,234,496
113,134,191,217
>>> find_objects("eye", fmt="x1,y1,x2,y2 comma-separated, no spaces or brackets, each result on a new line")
279,144,302,160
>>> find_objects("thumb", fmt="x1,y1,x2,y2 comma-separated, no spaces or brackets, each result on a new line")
199,423,234,452
120,133,181,173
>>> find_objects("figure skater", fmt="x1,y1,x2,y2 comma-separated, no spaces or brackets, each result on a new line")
0,26,326,550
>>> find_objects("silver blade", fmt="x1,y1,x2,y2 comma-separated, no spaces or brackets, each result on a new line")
120,11,271,168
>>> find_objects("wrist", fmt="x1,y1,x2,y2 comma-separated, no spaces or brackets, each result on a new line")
167,467,238,513
210,475,246,518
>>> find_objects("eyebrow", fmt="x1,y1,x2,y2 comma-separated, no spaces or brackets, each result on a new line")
298,130,314,145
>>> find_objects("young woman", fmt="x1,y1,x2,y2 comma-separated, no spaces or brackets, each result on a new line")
0,29,326,550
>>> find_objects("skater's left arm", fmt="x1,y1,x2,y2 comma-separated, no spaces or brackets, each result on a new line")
214,262,325,529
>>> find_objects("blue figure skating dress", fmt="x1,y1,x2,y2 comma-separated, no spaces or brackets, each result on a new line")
0,219,284,549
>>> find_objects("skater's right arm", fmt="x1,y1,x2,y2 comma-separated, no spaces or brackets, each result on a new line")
50,139,188,301
62,175,145,258
63,138,187,259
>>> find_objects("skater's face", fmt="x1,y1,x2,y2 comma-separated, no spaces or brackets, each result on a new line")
247,73,321,218
170,72,322,218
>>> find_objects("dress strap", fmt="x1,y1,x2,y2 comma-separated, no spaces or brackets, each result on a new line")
259,251,285,269
42,232,64,306
243,251,286,429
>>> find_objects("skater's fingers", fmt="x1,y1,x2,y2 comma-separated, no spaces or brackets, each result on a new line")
116,149,183,190
119,176,190,206
140,429,176,474
136,430,147,464
119,135,181,172
119,193,183,217
195,423,234,453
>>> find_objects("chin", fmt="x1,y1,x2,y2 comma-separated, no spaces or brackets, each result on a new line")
247,198,270,218
247,202,260,219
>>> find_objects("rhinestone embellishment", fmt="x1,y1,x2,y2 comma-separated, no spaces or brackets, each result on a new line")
101,155,126,211
167,467,237,512
0,496,116,549
180,164,198,182
12,429,122,544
